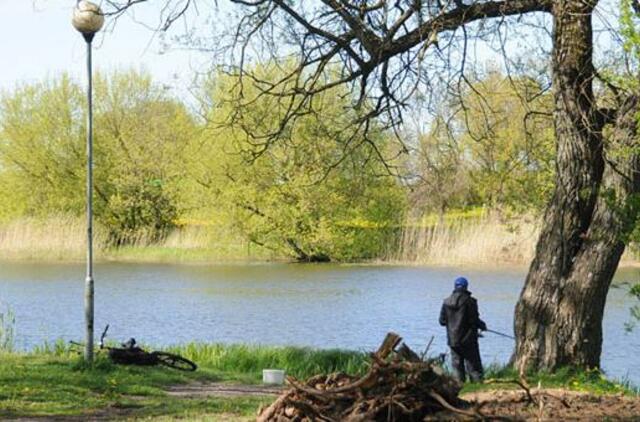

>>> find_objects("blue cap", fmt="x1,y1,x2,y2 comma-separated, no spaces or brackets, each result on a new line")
454,277,468,289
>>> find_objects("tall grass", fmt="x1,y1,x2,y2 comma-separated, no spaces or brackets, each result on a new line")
0,215,276,263
165,343,369,380
26,340,368,381
392,213,539,266
392,212,640,267
0,215,106,261
4,213,640,266
0,304,15,352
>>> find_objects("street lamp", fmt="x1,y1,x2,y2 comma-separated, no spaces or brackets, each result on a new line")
72,0,104,363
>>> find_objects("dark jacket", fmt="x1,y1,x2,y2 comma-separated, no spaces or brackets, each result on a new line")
439,288,487,347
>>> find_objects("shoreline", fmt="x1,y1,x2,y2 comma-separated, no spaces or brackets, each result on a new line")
3,215,640,268
2,252,640,270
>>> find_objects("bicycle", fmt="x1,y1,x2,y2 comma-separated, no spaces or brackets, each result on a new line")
70,325,197,372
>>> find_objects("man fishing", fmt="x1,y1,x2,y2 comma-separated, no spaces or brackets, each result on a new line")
439,276,486,382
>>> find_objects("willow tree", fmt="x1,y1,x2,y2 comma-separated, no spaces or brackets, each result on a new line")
106,0,640,372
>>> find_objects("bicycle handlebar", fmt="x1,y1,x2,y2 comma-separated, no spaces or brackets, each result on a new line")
99,324,110,349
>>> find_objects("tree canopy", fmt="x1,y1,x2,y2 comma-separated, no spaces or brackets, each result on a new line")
0,70,196,243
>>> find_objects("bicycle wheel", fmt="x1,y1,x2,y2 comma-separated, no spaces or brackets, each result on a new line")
152,351,197,371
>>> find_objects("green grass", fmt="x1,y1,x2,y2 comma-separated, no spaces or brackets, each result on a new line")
2,344,637,420
104,245,250,263
0,343,368,420
0,352,227,418
164,343,369,383
462,364,639,396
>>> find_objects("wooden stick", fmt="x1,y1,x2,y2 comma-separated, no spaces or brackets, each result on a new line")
428,390,481,418
483,378,570,409
421,336,435,360
257,394,289,422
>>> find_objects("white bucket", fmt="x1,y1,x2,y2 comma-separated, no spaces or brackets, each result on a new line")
262,369,286,385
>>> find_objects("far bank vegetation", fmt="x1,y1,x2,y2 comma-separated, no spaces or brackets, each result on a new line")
1,68,637,265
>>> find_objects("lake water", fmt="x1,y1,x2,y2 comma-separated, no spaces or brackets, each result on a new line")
0,261,638,385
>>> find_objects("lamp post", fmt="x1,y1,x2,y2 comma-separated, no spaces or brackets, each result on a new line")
72,0,104,363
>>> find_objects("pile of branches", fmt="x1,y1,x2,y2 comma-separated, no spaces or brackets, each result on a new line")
257,332,471,421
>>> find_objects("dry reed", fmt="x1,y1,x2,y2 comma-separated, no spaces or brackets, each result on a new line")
3,214,640,266
0,215,106,261
392,214,640,267
392,215,539,266
0,215,269,262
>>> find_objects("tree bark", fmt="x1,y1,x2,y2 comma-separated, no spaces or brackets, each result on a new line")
286,238,331,262
514,25,640,372
551,94,640,367
514,0,609,372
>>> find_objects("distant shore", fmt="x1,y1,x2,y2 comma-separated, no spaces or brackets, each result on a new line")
2,215,640,267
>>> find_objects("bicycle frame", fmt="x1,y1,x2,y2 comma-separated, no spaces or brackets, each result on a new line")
70,324,197,371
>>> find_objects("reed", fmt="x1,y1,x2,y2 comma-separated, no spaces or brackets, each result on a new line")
3,213,640,266
392,212,640,267
0,215,275,262
391,213,539,266
0,215,106,261
0,305,15,352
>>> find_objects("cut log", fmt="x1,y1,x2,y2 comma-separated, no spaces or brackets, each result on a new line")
375,332,402,359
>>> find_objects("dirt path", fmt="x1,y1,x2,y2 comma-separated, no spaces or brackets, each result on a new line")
165,382,284,398
460,388,640,420
14,384,637,420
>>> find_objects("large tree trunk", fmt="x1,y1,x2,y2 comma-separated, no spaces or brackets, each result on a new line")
549,94,640,367
512,0,640,372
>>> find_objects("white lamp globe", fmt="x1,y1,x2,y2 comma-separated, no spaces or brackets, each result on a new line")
72,1,105,35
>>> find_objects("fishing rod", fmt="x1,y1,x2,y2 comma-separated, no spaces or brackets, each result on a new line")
484,328,515,340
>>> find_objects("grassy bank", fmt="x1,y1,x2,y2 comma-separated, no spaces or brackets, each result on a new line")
164,343,368,383
0,352,266,420
0,344,368,419
0,344,636,420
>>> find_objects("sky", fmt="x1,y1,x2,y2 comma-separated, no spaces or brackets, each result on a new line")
0,0,624,98
0,0,206,95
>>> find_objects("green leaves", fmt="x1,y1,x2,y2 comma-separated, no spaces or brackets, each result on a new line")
622,0,640,61
0,70,196,245
0,74,86,220
459,73,555,212
626,282,640,332
407,72,555,216
186,65,406,261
